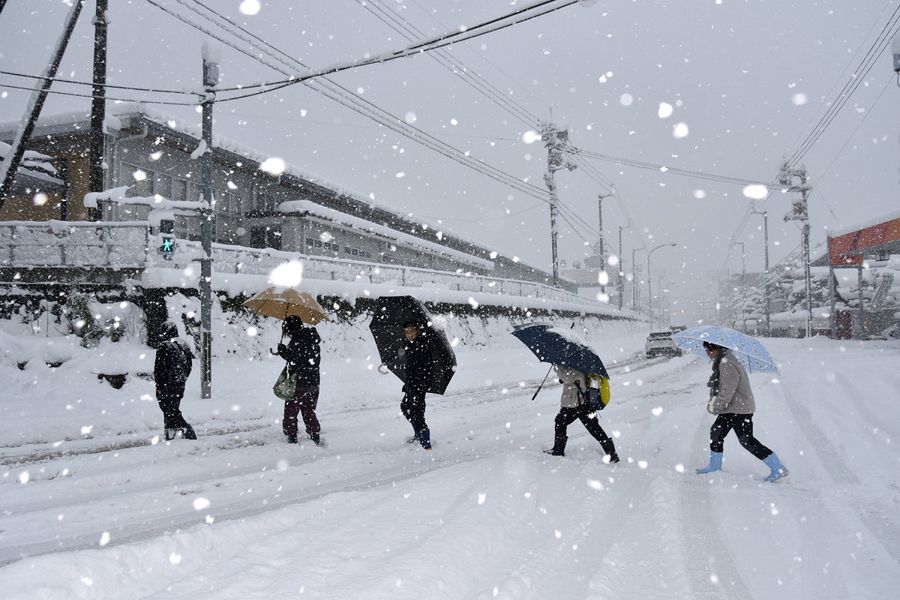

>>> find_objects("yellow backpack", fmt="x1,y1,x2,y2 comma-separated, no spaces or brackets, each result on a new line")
583,373,611,410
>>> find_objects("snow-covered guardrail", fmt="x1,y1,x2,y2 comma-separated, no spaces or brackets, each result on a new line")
0,221,148,268
1,221,628,316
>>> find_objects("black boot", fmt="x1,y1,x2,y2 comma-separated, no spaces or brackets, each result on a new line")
600,439,619,464
182,425,197,440
418,428,432,450
308,430,322,446
543,435,567,457
287,433,298,444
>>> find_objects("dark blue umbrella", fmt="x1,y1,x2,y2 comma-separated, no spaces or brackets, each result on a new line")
511,324,609,379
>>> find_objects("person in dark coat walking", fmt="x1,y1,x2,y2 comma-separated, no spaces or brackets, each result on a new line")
544,364,619,463
399,320,435,450
277,315,322,445
695,341,789,482
154,322,196,440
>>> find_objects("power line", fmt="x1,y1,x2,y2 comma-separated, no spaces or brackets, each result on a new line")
407,0,554,115
147,0,552,202
0,80,196,106
210,0,579,96
353,0,541,126
786,3,900,167
817,72,893,183
570,145,776,188
0,69,199,97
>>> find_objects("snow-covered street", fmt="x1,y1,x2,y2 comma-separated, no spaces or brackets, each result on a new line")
2,323,898,600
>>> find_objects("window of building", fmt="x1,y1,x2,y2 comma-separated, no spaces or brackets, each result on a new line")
155,174,172,199
171,178,187,202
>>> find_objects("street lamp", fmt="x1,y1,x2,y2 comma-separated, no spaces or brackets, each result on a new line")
631,246,646,312
751,207,770,333
647,242,677,327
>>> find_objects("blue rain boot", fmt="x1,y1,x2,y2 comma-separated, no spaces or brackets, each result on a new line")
695,451,723,474
418,428,432,450
763,453,789,482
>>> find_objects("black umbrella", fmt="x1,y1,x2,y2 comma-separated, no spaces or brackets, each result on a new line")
369,296,457,395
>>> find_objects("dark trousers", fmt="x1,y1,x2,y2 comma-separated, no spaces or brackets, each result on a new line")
156,384,190,429
555,405,617,456
708,413,772,460
401,388,428,433
283,386,320,436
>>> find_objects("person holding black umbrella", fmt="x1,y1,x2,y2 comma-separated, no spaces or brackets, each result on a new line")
276,315,323,445
398,319,435,450
544,364,619,463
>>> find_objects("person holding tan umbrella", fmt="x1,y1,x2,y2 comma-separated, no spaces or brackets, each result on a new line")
243,288,328,445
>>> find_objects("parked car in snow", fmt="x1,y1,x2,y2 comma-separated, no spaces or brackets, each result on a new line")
645,331,682,359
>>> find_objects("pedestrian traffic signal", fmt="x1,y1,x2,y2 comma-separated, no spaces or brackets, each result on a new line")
159,219,175,258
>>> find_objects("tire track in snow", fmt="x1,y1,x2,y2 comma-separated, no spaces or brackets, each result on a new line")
779,381,859,486
675,413,757,600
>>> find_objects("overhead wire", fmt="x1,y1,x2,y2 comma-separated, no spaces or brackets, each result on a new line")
209,0,580,96
152,0,552,202
0,69,200,97
353,0,541,127
0,81,197,106
407,0,555,116
786,3,900,167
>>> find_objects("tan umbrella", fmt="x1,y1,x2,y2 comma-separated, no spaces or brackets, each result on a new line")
242,287,328,324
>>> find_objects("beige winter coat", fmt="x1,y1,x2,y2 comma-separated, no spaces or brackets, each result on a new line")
555,365,587,408
708,351,756,415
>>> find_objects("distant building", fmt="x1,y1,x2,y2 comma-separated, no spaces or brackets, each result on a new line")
0,107,566,288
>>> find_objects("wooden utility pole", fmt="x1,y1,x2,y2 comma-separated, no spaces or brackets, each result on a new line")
89,0,109,201
0,1,85,207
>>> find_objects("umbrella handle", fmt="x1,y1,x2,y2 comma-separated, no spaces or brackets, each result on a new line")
531,364,554,401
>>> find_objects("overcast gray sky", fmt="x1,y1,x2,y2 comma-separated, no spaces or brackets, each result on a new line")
2,0,898,322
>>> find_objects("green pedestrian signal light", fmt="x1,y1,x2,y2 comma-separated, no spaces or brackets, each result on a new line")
160,237,175,254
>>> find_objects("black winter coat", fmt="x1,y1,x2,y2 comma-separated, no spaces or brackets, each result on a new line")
278,327,321,387
155,339,193,390
402,336,434,394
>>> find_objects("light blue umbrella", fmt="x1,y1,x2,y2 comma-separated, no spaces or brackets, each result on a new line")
672,326,779,374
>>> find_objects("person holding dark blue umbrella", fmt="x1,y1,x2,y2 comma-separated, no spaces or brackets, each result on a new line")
544,364,619,463
511,324,618,463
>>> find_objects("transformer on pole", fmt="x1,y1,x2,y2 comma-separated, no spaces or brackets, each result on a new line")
780,162,813,338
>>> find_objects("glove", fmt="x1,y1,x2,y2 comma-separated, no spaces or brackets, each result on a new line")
706,399,716,414
277,343,286,354
402,384,408,393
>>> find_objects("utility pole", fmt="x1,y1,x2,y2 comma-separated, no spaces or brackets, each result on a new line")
648,243,677,327
0,0,85,207
618,225,624,310
199,52,218,400
541,122,576,287
89,0,109,203
780,162,813,338
752,207,770,334
632,247,645,313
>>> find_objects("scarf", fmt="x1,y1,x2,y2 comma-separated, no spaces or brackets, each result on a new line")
707,351,724,398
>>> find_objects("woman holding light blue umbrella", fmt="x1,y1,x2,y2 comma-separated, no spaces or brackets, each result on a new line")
673,327,789,482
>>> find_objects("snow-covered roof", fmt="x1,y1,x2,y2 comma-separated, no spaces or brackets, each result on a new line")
279,200,494,271
828,210,900,238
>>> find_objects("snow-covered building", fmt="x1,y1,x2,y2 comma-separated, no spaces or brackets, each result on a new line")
0,108,563,288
